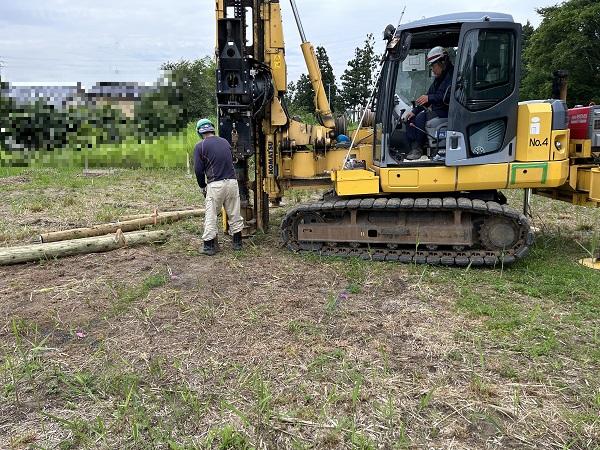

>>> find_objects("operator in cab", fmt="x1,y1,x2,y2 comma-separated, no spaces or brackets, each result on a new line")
404,46,454,160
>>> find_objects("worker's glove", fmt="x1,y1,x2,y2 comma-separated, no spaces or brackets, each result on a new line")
201,187,207,198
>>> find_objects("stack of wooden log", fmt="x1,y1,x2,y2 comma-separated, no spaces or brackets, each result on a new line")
0,209,205,265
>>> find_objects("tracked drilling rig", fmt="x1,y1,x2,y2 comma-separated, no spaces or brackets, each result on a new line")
214,1,600,266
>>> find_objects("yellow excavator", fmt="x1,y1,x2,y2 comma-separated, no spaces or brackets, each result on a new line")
214,1,600,266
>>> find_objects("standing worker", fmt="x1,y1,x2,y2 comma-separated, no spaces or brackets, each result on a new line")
194,118,244,255
404,46,454,160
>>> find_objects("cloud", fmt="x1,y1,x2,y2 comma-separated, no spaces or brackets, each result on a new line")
1,0,208,85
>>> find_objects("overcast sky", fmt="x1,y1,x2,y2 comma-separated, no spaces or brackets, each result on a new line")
1,0,558,89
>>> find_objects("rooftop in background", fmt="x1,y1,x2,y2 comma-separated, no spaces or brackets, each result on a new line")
2,82,86,108
2,81,159,108
86,82,158,99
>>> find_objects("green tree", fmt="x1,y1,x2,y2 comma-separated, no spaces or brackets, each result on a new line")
290,73,314,115
519,20,535,100
284,80,297,112
65,104,99,151
315,46,341,113
521,0,600,106
160,56,216,123
0,80,16,150
135,73,186,138
286,46,340,120
63,103,125,150
340,34,378,112
6,100,71,151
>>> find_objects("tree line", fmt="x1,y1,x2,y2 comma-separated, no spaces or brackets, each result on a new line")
519,0,599,105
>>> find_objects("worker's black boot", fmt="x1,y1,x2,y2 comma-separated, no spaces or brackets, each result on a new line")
232,232,243,250
406,142,424,160
199,238,216,256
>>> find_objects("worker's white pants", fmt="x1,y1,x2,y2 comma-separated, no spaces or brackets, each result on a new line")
202,178,244,241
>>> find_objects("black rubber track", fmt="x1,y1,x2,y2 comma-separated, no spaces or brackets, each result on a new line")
281,197,534,266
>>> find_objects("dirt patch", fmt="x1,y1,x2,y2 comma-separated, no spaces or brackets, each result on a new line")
2,237,594,449
0,176,31,187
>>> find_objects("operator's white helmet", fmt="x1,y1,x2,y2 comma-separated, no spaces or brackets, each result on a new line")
427,46,449,65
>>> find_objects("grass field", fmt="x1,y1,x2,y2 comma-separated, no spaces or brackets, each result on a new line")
0,127,192,169
0,167,599,449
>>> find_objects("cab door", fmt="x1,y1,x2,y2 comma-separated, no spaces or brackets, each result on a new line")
445,21,522,166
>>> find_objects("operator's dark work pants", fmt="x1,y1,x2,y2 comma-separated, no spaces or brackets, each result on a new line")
406,110,448,145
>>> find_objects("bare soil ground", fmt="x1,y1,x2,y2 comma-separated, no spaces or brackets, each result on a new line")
0,169,599,449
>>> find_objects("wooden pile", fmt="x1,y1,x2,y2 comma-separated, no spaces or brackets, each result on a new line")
0,209,205,265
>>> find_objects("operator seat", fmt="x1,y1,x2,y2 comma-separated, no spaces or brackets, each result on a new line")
424,117,448,157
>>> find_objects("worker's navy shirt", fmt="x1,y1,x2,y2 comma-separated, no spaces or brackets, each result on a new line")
193,135,236,188
411,64,454,117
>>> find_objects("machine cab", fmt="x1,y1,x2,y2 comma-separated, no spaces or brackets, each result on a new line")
374,13,522,167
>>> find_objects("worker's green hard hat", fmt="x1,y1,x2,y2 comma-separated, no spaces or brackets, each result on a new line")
196,118,215,135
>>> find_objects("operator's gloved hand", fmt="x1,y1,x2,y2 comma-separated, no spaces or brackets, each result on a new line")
201,187,207,198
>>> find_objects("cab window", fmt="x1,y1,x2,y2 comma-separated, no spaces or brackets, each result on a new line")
454,30,516,112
